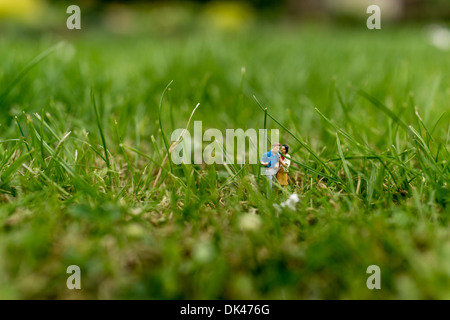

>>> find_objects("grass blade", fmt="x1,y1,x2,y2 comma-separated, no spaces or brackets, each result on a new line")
0,42,64,106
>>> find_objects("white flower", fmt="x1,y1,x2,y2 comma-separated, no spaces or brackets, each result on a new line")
427,24,450,51
280,193,300,211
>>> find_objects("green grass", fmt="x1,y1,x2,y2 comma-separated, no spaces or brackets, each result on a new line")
0,22,449,299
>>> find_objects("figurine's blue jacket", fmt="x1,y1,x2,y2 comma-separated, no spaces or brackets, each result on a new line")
261,151,279,169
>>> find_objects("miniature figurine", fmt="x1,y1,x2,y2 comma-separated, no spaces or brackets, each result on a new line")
276,144,290,187
261,143,281,193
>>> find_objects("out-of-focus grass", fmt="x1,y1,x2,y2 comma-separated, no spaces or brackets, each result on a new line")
0,18,449,299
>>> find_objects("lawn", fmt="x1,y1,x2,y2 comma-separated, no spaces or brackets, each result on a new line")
0,19,449,299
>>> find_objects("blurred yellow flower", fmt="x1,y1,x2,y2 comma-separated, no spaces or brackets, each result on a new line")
0,0,43,22
204,1,253,31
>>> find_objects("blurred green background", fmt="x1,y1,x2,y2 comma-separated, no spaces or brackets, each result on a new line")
1,0,450,32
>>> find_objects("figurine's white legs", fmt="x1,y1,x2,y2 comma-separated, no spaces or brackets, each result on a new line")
266,174,275,197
